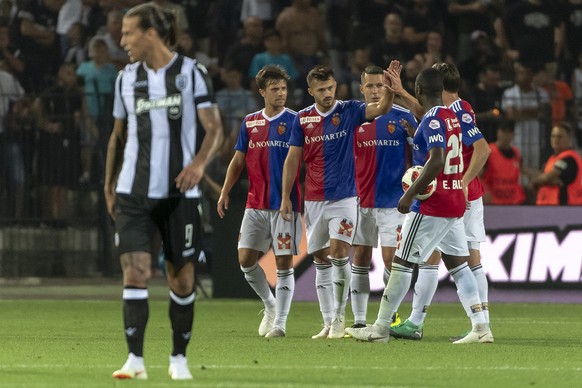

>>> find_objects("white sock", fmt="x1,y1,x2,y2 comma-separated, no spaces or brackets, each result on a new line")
350,265,370,325
274,268,294,330
374,263,413,333
241,262,275,311
315,262,334,325
330,256,351,316
383,267,391,286
409,264,439,326
449,263,486,325
471,264,490,324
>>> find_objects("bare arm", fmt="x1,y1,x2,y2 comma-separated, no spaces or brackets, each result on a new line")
104,119,127,219
175,104,224,193
217,150,246,218
462,138,490,188
385,62,425,119
530,167,563,188
280,145,302,221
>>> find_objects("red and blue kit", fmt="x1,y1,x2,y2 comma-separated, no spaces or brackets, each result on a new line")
289,100,367,201
235,108,301,211
411,106,465,218
449,98,485,201
355,104,416,208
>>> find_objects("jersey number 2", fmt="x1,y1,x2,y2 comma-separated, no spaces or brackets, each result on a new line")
443,133,463,175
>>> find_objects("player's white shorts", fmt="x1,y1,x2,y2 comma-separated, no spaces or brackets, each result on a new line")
353,207,404,247
463,197,486,247
304,196,358,254
238,209,302,256
395,211,469,264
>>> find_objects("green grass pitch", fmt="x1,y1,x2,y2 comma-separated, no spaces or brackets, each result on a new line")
0,296,581,387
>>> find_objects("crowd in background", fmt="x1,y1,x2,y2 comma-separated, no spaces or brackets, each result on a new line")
0,0,581,222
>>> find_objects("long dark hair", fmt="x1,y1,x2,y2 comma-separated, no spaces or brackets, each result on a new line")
125,3,177,47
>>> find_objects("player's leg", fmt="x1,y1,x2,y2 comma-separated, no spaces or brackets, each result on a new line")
440,219,492,344
305,200,334,338
351,207,376,327
464,198,490,325
112,195,154,380
238,209,276,336
391,250,440,340
377,208,405,327
266,211,302,337
326,197,358,339
161,197,203,379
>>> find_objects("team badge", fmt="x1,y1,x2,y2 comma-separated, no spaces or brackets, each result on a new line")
331,113,341,126
387,123,396,134
175,74,188,91
277,233,291,250
278,123,287,135
338,218,353,237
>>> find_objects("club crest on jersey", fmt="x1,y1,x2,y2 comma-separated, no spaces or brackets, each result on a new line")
338,218,353,237
331,113,341,126
387,123,396,134
175,74,188,91
277,233,291,250
278,123,287,135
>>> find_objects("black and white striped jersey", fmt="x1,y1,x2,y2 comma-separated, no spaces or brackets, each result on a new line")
113,54,213,199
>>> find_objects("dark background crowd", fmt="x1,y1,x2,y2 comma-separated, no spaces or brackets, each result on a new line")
1,0,581,224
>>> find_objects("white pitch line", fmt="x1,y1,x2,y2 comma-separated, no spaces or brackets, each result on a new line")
0,364,581,372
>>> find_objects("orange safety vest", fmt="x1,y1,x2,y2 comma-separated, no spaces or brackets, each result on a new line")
483,144,526,205
536,149,582,205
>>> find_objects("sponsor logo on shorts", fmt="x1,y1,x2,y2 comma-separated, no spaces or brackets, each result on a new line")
338,218,354,237
277,233,291,250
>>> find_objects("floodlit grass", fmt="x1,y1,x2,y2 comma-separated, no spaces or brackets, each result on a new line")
0,298,581,387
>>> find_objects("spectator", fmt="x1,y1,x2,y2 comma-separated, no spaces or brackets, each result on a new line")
216,66,259,136
497,0,562,72
275,0,327,105
457,30,500,88
401,58,422,96
56,0,90,59
572,52,582,137
402,0,444,55
413,30,454,70
532,122,582,205
33,63,84,220
0,18,24,76
63,21,88,66
560,0,582,78
447,0,496,63
223,15,265,85
470,64,503,142
0,68,26,217
533,66,574,126
336,47,372,102
240,0,275,28
9,0,64,93
76,37,116,182
482,119,527,205
369,12,411,69
91,9,128,69
501,61,551,171
176,30,219,78
248,29,299,87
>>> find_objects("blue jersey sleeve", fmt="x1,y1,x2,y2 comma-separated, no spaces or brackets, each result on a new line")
234,121,249,152
422,117,447,151
289,114,304,147
458,109,484,147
